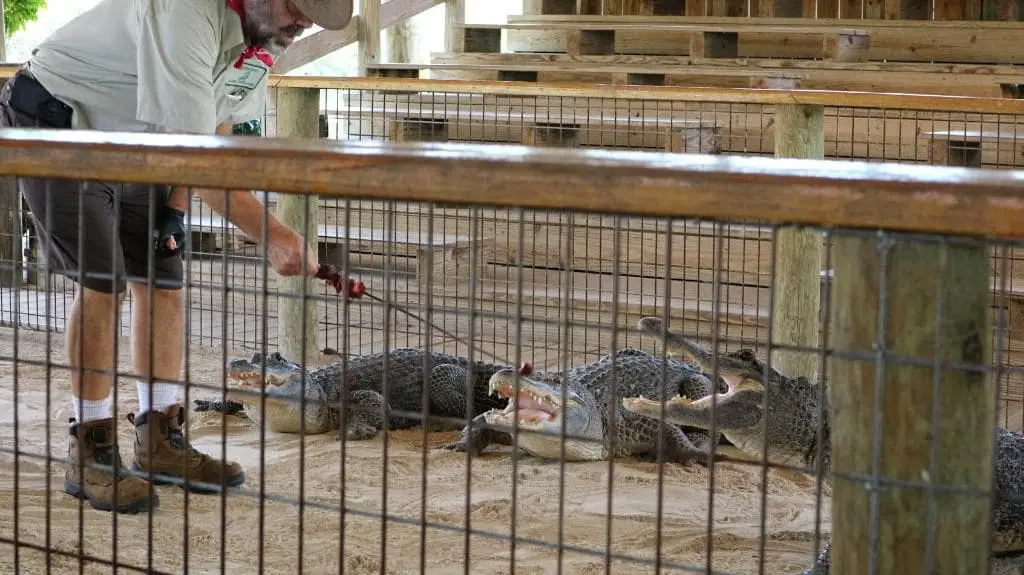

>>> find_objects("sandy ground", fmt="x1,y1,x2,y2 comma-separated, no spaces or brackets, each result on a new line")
0,323,1017,575
0,326,839,574
2,326,1024,575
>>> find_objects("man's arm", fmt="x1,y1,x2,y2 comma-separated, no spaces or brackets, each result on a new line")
161,122,318,276
165,122,290,245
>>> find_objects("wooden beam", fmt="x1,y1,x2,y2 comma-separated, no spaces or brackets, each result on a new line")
0,130,1022,240
271,0,443,73
272,18,358,73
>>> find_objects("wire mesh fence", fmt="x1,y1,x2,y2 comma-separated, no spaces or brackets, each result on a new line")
0,121,1022,573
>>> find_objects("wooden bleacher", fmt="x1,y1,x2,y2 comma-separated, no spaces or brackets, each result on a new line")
358,16,1024,97
499,16,1024,63
369,58,1024,97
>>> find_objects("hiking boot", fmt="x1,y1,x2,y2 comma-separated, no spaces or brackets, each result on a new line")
128,403,245,493
63,417,158,514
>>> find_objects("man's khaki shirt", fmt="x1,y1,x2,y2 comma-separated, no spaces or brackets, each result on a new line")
27,0,269,133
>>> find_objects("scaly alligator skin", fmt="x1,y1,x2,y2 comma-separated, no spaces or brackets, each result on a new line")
437,348,728,466
620,317,1024,574
194,347,511,440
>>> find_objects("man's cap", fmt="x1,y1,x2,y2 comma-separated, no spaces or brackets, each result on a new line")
293,0,353,31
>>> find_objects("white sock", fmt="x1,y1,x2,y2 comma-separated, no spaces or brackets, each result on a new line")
73,395,112,423
137,382,179,414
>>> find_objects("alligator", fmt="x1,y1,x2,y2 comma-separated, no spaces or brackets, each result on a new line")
193,347,512,440
619,316,1024,574
436,347,729,466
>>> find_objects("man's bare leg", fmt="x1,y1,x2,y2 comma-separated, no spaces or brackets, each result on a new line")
128,283,183,413
66,286,119,417
127,282,246,492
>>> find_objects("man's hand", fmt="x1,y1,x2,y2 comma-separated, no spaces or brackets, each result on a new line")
154,205,187,258
266,225,319,277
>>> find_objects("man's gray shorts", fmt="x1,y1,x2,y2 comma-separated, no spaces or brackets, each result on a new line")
0,71,183,294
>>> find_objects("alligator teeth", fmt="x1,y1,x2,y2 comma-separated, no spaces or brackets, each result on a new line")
669,394,694,405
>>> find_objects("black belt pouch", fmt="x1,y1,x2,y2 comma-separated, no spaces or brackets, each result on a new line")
7,73,73,129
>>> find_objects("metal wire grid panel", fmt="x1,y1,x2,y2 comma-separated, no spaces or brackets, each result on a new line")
0,173,1020,572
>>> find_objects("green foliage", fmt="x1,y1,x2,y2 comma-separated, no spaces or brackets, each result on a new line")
6,0,47,38
231,119,262,137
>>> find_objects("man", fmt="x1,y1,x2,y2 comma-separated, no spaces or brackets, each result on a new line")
0,0,352,514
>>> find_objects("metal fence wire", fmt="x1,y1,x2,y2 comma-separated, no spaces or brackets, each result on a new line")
0,84,1022,574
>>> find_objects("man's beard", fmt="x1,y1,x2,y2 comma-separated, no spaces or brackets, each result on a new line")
243,0,305,54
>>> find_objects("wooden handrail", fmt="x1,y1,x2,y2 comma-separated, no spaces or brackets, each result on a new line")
0,128,1020,239
0,64,1022,114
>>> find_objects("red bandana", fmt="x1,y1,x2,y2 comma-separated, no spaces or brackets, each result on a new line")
225,0,275,69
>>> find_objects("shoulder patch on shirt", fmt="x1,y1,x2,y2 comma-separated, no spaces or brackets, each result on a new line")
226,60,268,99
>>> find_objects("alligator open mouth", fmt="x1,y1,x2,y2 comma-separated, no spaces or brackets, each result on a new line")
484,368,578,429
620,368,764,431
492,382,561,423
226,368,266,388
224,353,302,402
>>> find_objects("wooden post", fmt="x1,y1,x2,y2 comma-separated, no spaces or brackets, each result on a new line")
445,0,465,53
387,8,413,62
0,175,18,287
274,87,321,367
524,0,579,12
359,0,381,76
828,233,994,574
0,0,16,287
0,0,6,62
771,104,825,383
523,0,544,13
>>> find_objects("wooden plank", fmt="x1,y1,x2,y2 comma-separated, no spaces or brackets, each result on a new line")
412,53,1024,97
493,23,876,60
270,0,443,74
478,18,1024,63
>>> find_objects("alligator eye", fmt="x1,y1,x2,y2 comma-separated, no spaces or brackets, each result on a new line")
735,349,757,362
